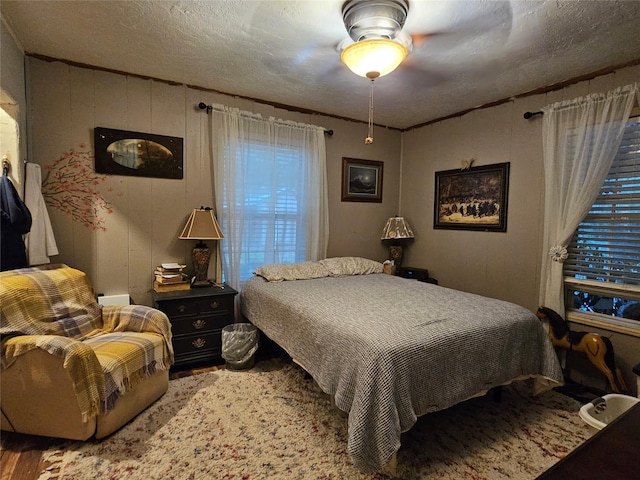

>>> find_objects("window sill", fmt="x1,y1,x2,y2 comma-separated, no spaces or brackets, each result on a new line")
566,310,640,338
564,277,640,301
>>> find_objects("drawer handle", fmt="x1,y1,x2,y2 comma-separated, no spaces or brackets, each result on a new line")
177,305,186,313
192,338,206,349
210,301,220,310
192,319,206,329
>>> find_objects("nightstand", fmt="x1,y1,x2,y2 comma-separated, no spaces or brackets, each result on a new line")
152,285,238,370
398,266,438,285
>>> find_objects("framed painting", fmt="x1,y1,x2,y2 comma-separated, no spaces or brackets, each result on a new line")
434,162,510,232
341,157,383,203
94,127,183,179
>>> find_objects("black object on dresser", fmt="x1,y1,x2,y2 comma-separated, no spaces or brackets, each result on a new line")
398,266,438,285
153,285,238,370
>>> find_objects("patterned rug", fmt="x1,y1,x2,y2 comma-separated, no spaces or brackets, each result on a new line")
39,358,593,480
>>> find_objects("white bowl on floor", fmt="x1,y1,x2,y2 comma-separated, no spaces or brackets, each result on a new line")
579,393,640,431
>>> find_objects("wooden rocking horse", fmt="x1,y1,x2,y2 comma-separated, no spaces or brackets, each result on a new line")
536,306,628,393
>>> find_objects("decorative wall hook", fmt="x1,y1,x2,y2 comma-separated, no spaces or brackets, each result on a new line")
2,156,10,176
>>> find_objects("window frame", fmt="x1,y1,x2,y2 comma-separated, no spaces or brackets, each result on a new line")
564,278,640,336
220,138,310,283
563,107,640,337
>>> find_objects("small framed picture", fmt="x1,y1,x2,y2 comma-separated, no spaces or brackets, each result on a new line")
341,157,383,203
434,162,510,232
94,127,183,179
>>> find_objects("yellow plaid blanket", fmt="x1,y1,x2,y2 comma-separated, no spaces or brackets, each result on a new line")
1,265,173,420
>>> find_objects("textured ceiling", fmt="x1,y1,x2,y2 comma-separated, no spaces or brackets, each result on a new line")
2,0,640,130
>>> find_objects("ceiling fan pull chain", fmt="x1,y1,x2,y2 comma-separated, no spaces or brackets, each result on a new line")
366,78,374,144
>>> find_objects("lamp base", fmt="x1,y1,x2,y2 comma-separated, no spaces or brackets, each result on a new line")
190,278,212,288
388,244,404,273
191,242,212,288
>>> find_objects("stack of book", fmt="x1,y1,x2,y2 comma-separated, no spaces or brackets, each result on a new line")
153,263,190,292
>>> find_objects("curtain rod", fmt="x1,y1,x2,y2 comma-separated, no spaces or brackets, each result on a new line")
198,102,333,136
523,111,544,119
524,83,639,120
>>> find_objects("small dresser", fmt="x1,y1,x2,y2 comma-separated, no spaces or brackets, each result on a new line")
152,285,238,370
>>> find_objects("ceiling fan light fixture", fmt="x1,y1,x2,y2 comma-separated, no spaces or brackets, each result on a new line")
341,38,407,78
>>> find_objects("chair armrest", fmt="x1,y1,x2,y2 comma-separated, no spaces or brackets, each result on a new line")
2,335,105,420
1,347,97,439
101,305,174,364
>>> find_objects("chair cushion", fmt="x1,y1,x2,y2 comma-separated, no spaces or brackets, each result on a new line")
84,331,167,412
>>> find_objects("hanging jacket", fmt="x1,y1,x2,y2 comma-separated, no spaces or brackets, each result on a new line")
1,174,32,271
24,163,58,265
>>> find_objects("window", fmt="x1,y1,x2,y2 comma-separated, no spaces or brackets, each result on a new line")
221,141,309,282
211,107,328,290
564,113,640,330
0,104,20,176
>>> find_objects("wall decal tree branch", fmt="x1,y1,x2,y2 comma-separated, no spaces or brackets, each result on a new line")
42,144,116,231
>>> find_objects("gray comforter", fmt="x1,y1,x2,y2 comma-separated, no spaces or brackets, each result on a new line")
240,273,563,472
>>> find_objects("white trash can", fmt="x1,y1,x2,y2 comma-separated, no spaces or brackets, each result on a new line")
579,394,640,432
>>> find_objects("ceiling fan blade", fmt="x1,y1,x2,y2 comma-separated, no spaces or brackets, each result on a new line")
405,0,512,34
243,1,346,73
410,32,433,49
357,62,449,103
405,0,513,52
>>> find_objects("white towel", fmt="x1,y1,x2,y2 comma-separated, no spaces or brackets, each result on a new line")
24,162,59,265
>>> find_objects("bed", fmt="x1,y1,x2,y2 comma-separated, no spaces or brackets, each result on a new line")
240,257,564,473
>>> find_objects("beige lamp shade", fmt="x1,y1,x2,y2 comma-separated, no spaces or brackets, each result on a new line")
341,38,408,78
381,216,414,240
179,208,224,240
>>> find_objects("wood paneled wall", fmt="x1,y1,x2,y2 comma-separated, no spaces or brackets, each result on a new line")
20,52,639,394
400,64,640,393
25,57,402,305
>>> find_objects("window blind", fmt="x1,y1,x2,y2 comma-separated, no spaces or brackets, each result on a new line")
564,115,640,286
222,141,307,281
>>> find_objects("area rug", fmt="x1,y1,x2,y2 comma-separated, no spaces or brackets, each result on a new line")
39,358,593,480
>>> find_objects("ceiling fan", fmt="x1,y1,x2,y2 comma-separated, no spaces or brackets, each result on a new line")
337,0,413,143
339,0,412,80
334,0,512,142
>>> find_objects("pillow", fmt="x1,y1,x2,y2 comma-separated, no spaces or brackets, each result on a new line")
319,257,384,276
254,261,330,282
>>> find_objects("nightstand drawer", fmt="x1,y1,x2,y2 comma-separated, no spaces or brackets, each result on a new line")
172,332,222,366
170,313,231,336
160,296,233,318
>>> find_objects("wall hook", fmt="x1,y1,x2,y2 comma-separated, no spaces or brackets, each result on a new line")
2,156,10,176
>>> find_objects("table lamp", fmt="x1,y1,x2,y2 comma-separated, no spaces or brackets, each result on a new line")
381,216,414,271
179,207,224,287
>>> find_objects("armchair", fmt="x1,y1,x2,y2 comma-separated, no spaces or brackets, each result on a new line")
0,264,174,440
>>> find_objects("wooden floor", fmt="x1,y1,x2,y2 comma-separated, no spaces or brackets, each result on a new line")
0,364,224,480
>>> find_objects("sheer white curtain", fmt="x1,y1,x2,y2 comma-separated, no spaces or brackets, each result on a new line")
539,83,638,312
209,106,329,292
